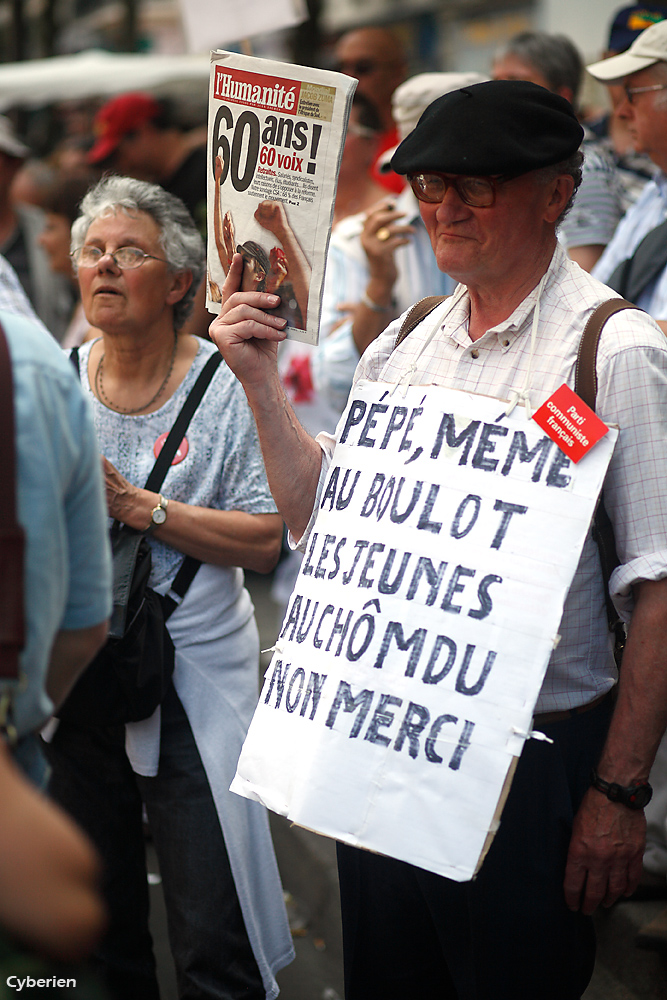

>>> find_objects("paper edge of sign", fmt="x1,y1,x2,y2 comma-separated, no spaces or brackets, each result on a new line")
472,754,519,877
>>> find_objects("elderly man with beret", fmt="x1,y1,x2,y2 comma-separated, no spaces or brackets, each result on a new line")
211,81,667,999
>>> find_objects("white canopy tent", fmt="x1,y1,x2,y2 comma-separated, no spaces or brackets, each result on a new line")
0,49,211,110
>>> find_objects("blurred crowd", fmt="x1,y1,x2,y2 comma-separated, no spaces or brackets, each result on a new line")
3,4,667,999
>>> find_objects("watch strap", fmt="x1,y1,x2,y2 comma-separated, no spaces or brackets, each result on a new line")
591,768,652,809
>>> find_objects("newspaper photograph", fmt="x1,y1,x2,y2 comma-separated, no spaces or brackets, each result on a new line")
206,50,357,345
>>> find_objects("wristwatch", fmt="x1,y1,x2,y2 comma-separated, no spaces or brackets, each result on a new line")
146,494,169,533
590,768,653,810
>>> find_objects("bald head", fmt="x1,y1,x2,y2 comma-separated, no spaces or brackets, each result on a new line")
335,27,407,128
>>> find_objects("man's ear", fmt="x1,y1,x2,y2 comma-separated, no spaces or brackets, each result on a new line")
544,174,575,224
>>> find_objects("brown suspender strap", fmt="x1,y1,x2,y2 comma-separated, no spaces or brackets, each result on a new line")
575,298,637,660
575,298,637,409
0,320,25,684
394,295,448,350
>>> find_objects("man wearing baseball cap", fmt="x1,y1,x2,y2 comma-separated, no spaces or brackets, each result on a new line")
589,22,667,320
587,6,667,209
211,80,667,998
88,92,207,235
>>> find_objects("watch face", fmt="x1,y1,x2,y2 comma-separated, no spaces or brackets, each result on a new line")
152,507,167,526
628,784,653,809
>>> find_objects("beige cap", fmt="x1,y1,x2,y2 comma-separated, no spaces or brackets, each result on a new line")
379,71,488,172
391,71,489,141
587,18,667,80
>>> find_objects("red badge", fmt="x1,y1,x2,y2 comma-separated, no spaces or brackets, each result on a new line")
154,433,189,464
532,384,609,464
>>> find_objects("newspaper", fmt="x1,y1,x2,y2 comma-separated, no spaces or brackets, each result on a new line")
206,50,357,345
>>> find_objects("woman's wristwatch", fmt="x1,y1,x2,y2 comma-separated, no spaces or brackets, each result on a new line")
145,494,169,533
590,768,653,809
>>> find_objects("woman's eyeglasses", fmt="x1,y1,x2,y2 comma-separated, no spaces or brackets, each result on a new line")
408,172,516,208
71,246,168,269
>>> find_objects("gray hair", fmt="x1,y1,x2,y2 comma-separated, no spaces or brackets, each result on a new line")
533,150,584,225
495,31,583,105
71,174,205,330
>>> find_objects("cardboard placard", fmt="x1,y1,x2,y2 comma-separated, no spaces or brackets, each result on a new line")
232,381,618,881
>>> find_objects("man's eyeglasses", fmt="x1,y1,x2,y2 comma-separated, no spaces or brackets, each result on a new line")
624,82,667,104
71,246,168,269
408,172,516,208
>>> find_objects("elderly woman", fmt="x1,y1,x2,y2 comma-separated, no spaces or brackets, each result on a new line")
45,175,294,1000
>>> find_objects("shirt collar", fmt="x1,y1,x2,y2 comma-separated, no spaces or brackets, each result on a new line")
443,242,565,348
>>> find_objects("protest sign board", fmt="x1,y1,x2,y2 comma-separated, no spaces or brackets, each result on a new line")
231,381,618,881
206,51,356,345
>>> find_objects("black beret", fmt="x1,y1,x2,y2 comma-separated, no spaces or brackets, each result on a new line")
390,80,583,177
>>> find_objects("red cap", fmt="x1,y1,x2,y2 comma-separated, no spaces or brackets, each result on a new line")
88,93,161,164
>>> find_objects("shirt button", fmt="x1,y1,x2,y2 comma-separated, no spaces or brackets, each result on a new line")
502,339,510,347
471,349,479,359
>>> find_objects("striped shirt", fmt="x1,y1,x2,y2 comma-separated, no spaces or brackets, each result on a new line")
301,244,667,712
559,137,624,251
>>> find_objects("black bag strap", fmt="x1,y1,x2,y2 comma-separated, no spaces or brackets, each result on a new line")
575,298,637,658
144,352,221,493
0,321,25,686
151,352,222,618
605,218,667,304
71,346,223,615
69,345,80,377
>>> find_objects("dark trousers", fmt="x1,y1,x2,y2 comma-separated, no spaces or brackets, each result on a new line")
337,695,613,1000
46,684,264,1000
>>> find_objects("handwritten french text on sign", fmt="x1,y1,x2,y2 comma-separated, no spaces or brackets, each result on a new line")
231,382,618,881
533,383,609,463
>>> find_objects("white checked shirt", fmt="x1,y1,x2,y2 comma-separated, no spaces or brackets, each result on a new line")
302,243,667,713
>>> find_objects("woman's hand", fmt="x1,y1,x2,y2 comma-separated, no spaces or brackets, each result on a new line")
103,445,283,569
103,456,142,524
209,253,288,394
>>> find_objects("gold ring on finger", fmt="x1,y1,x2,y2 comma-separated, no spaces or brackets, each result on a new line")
376,227,391,242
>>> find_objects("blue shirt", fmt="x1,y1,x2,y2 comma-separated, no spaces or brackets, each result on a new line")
4,310,111,738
